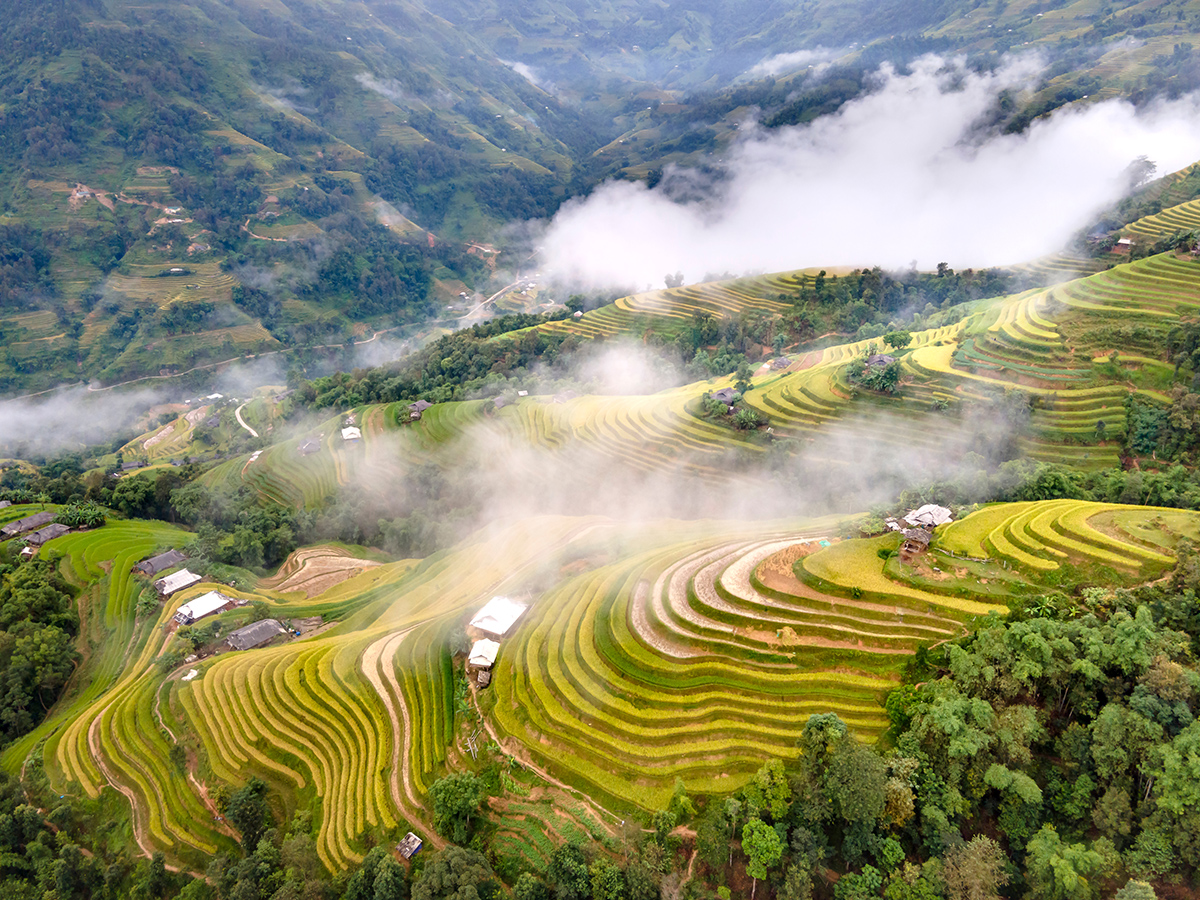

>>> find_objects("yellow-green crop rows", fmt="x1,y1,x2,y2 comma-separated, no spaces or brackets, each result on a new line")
936,500,1186,577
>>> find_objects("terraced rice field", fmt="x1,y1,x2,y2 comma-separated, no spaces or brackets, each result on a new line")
935,499,1187,578
1123,196,1200,243
11,500,1197,872
491,521,1004,810
260,546,384,599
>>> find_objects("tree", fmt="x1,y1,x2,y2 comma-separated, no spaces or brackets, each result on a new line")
941,836,1009,900
1113,881,1156,900
1024,825,1103,900
514,873,549,900
1154,719,1200,815
882,331,911,350
744,758,791,821
221,777,271,853
429,772,485,844
411,847,497,900
742,818,783,899
734,361,754,394
548,844,590,900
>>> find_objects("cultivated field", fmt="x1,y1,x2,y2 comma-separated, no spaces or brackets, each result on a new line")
10,500,1197,872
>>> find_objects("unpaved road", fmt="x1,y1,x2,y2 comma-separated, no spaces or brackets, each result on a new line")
234,402,258,437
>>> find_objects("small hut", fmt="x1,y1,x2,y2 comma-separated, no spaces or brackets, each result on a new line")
899,528,932,563
397,832,423,860
26,523,70,547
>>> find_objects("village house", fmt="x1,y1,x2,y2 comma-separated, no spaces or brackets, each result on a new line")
897,504,953,564
408,399,433,420
174,590,236,626
155,568,202,598
0,500,11,509
708,387,737,408
341,426,362,442
468,596,528,640
397,832,423,860
226,619,286,651
0,511,56,539
298,438,321,456
26,523,70,547
134,549,188,576
865,353,895,369
899,528,932,564
467,639,500,687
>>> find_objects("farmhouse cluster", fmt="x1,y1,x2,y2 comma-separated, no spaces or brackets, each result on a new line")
465,595,527,688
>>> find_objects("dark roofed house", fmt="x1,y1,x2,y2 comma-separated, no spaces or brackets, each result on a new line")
397,833,423,860
1,511,56,539
26,523,70,547
0,500,11,509
866,353,895,368
708,387,737,407
134,549,188,576
121,460,141,471
408,400,433,420
227,618,286,651
298,438,321,456
900,528,932,563
492,396,508,410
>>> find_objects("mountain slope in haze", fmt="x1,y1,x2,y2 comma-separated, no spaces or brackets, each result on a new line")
4,0,1200,398
0,0,606,395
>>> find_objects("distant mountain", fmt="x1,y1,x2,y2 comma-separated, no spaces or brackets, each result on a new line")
2,0,1199,397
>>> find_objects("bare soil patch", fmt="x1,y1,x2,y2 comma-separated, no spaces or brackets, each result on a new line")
261,546,382,599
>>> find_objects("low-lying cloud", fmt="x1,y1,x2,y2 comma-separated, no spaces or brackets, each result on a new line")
745,47,840,79
541,54,1200,289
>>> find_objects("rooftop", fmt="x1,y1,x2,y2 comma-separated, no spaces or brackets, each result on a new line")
227,618,286,651
468,639,500,668
175,590,232,623
469,596,528,637
155,569,202,596
137,548,188,575
904,504,953,528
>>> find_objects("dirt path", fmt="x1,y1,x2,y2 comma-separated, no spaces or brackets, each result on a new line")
152,676,238,840
87,706,176,866
234,402,259,438
360,629,446,848
475,705,620,837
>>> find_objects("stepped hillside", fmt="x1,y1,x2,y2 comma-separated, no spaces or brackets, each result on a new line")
3,496,1194,872
183,244,1200,517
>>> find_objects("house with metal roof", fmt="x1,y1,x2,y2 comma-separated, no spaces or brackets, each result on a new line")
226,619,286,651
155,568,202,597
397,832,423,860
468,596,528,638
174,590,234,626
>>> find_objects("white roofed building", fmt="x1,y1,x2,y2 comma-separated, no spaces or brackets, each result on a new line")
468,639,500,669
155,568,202,597
468,596,528,638
341,426,362,442
174,590,234,625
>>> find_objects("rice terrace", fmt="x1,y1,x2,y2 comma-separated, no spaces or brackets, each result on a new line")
8,0,1200,897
